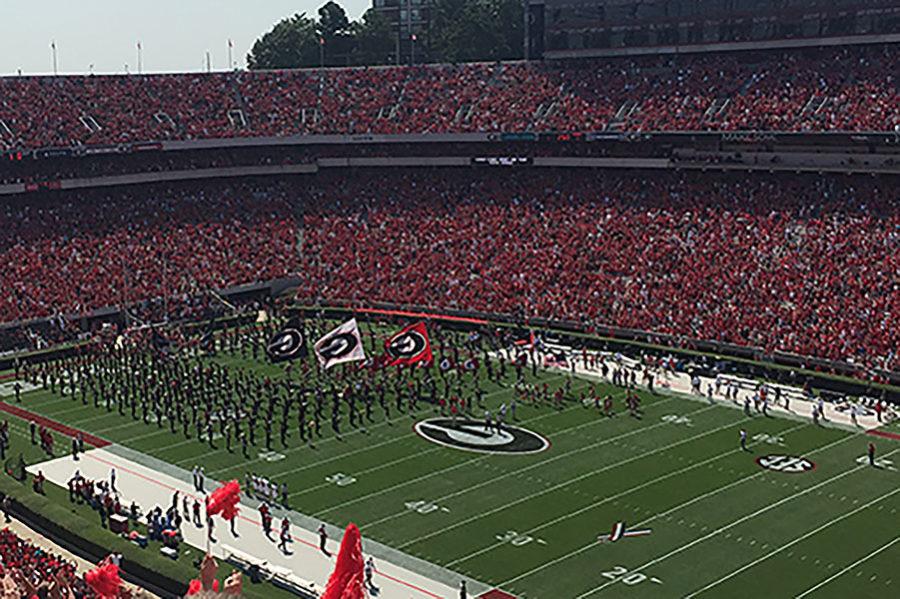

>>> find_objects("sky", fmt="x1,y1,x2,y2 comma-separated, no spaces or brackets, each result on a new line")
0,0,371,76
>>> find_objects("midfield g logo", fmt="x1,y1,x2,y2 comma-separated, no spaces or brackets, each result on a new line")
415,419,550,455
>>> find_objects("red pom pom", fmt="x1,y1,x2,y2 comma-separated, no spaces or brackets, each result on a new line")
321,523,366,599
187,579,202,595
212,579,220,593
206,480,241,521
85,562,123,599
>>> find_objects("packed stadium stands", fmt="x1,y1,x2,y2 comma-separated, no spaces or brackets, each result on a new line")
1,170,896,375
0,181,297,326
0,44,896,151
0,527,95,597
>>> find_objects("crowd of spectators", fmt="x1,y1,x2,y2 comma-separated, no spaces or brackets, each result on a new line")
0,180,297,329
0,169,896,375
0,527,96,598
0,44,896,151
295,170,899,375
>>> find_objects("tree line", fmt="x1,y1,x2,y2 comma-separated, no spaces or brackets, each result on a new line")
246,0,523,70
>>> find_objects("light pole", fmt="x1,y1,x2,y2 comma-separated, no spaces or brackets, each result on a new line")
407,0,413,65
523,0,529,60
137,41,142,75
50,41,58,75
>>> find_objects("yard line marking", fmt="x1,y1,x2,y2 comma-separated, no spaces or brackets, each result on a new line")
575,446,900,598
454,421,808,568
93,419,148,435
174,446,227,466
206,377,566,477
317,388,645,517
685,486,900,597
36,402,96,418
23,394,79,410
202,410,395,474
262,379,600,483
288,445,444,498
498,432,855,590
207,380,583,479
67,410,124,426
794,536,900,598
389,403,726,547
127,427,176,444
359,395,691,532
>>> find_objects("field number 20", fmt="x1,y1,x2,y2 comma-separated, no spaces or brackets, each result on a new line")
601,565,662,587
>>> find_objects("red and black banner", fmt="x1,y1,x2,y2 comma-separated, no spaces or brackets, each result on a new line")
384,322,432,367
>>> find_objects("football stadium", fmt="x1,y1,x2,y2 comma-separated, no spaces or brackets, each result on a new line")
0,1,898,598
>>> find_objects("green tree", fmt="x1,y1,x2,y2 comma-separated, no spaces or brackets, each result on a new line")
429,0,468,63
317,1,351,43
351,9,394,66
246,13,320,69
317,1,354,64
430,0,522,63
247,0,523,69
494,0,524,60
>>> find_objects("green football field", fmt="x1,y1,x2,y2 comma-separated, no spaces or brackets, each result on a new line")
3,346,899,599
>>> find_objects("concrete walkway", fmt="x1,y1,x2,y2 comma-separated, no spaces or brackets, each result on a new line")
27,447,474,599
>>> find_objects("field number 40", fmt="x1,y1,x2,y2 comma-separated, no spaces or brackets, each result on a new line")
601,565,663,587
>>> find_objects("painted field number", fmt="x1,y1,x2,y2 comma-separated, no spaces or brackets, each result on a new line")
495,530,546,547
856,456,896,471
752,433,784,445
258,450,285,462
601,565,662,587
404,500,449,515
326,473,357,487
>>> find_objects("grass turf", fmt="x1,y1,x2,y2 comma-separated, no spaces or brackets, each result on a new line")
3,348,899,599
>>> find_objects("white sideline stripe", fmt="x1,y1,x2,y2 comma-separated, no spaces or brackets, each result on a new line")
685,485,900,598
206,376,567,477
453,421,807,568
794,536,900,598
264,378,597,484
575,446,900,598
317,388,642,518
392,403,725,549
359,394,687,532
497,432,856,589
